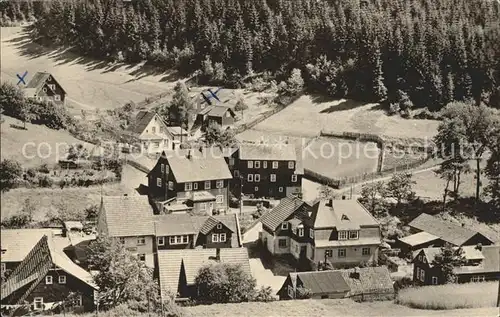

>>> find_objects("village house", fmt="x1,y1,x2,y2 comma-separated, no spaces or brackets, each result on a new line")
97,196,156,268
196,106,237,130
277,266,394,301
23,72,67,105
157,248,251,299
227,143,303,199
147,148,233,215
1,229,58,276
260,197,381,269
412,245,500,285
126,111,188,153
397,213,495,256
1,235,97,313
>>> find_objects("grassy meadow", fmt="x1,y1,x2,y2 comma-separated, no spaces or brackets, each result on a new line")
396,282,498,310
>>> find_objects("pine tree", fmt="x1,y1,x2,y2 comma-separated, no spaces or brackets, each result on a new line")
168,81,193,129
371,38,388,102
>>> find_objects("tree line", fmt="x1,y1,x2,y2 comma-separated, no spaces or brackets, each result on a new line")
2,0,499,112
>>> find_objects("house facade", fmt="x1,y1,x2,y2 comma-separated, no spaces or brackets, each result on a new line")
228,143,303,199
24,72,66,106
1,235,97,313
147,148,233,215
196,106,236,130
97,196,156,268
261,197,381,269
412,245,500,285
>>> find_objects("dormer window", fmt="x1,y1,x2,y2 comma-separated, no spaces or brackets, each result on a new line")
349,231,359,239
338,231,348,240
341,214,349,221
281,222,288,230
298,228,304,237
309,229,314,239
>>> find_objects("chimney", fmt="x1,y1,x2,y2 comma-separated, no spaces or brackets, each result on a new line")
475,243,482,251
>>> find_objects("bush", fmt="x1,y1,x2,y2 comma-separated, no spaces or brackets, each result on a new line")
37,163,50,174
253,286,275,302
0,159,23,192
296,286,312,299
38,175,54,188
396,282,498,310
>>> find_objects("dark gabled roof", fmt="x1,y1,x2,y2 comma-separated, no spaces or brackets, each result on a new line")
198,216,234,235
295,271,350,294
126,111,158,134
340,267,394,295
260,196,310,231
24,72,67,94
408,213,491,246
100,196,155,237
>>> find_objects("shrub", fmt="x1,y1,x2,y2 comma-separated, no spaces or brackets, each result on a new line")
0,159,23,192
296,286,312,299
253,286,275,302
37,163,50,174
38,175,54,188
396,282,498,310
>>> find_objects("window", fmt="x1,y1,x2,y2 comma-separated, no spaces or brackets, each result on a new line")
77,295,83,306
416,267,420,279
193,182,198,190
291,174,297,182
309,229,314,239
349,231,359,240
270,174,276,182
168,181,174,190
234,170,240,177
325,250,333,257
152,127,156,133
272,161,279,169
281,222,289,230
248,161,253,168
229,158,235,166
48,84,56,91
338,231,348,240
38,96,43,101
420,269,425,282
45,276,53,284
204,181,211,189
157,178,162,187
288,161,295,169
216,180,224,188
212,233,219,243
43,87,47,92
254,174,261,182
254,186,259,192
278,239,287,248
216,195,223,204
255,161,260,168
200,203,206,211
170,235,189,245
137,236,146,245
219,233,226,242
185,182,192,191
119,237,125,244
338,248,346,258
295,244,299,253
288,285,294,298
165,165,169,173
157,237,165,246
362,247,371,255
34,297,44,310
431,276,438,285
279,187,284,193
161,164,164,172
248,174,254,182
58,275,66,284
138,254,146,262
54,95,61,101
263,161,268,168
419,255,423,262
217,224,223,229
470,275,485,282
298,228,304,237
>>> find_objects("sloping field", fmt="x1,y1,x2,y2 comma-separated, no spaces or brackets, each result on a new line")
253,96,440,139
185,299,499,317
303,137,379,179
1,27,176,110
0,116,94,167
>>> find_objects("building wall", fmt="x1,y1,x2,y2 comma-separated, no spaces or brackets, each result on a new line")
121,236,155,268
290,239,308,260
27,269,95,312
462,234,494,246
274,236,291,255
456,272,499,283
33,78,65,105
176,181,230,212
156,234,195,251
261,230,275,254
313,245,379,267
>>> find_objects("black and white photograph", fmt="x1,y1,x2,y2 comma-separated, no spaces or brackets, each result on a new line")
0,0,499,316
